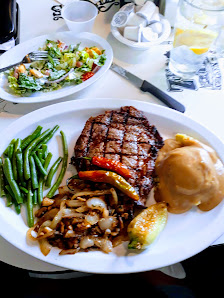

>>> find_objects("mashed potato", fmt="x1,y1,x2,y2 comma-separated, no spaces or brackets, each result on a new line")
154,134,224,213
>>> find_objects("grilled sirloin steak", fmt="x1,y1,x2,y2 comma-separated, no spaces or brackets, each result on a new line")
73,106,164,206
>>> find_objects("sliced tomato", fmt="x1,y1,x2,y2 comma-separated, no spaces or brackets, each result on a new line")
82,71,94,81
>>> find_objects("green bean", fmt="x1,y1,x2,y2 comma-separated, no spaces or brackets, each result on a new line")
24,128,51,180
33,153,47,176
39,157,45,165
3,158,23,204
37,180,44,205
17,147,22,154
5,189,13,207
5,184,15,198
33,189,37,205
44,152,53,168
37,149,43,160
21,125,43,150
47,131,68,198
42,144,48,159
39,158,45,166
7,144,14,160
12,138,22,181
29,155,39,190
21,192,26,202
21,136,29,145
20,186,28,194
14,203,21,214
27,180,34,227
16,152,26,187
37,152,52,205
3,139,16,156
45,157,62,188
5,185,20,213
33,125,59,152
0,158,5,197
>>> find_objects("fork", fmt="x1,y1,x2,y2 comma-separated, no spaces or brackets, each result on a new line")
0,51,49,73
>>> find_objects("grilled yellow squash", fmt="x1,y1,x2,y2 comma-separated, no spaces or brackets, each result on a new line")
127,202,168,249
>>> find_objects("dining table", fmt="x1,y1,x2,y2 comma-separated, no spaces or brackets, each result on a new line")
0,0,224,279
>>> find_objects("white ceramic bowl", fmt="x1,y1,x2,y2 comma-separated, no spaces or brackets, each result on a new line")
111,12,171,51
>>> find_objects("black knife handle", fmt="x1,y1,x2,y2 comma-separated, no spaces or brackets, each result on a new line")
140,80,185,113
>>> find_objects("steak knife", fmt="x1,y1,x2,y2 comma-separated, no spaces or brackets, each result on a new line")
110,63,185,113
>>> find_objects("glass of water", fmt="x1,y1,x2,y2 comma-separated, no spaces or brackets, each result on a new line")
169,0,224,77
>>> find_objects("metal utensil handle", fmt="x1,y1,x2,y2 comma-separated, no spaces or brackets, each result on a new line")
0,61,22,73
140,80,186,113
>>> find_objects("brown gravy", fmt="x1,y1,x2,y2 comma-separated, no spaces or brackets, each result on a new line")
154,134,224,213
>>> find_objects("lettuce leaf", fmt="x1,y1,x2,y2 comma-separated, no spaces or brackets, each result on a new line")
7,76,26,94
48,46,61,59
17,73,43,91
98,54,107,66
49,70,66,81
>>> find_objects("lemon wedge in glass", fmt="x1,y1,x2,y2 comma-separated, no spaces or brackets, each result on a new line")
173,28,218,55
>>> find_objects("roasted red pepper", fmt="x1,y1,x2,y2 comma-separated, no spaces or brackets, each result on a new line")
82,71,94,81
83,156,132,179
77,170,139,201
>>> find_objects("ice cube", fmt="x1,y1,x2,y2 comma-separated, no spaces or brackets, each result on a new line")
171,46,205,66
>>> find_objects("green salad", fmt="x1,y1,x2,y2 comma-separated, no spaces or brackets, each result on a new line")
6,39,107,95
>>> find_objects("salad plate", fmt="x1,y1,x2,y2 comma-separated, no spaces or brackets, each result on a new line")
0,32,113,104
0,98,224,274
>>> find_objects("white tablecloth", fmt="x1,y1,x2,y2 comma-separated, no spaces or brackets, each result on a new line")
0,0,223,276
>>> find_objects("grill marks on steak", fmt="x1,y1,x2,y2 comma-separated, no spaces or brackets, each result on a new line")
74,106,164,206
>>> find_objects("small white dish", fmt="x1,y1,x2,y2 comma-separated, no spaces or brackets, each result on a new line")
0,31,113,104
111,14,171,50
111,4,171,51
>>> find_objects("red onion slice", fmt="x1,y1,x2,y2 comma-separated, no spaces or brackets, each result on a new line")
92,65,101,74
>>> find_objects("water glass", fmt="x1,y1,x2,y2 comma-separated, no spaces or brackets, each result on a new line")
169,0,224,77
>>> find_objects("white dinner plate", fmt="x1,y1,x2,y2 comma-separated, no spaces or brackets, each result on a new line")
0,32,113,104
0,98,224,274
